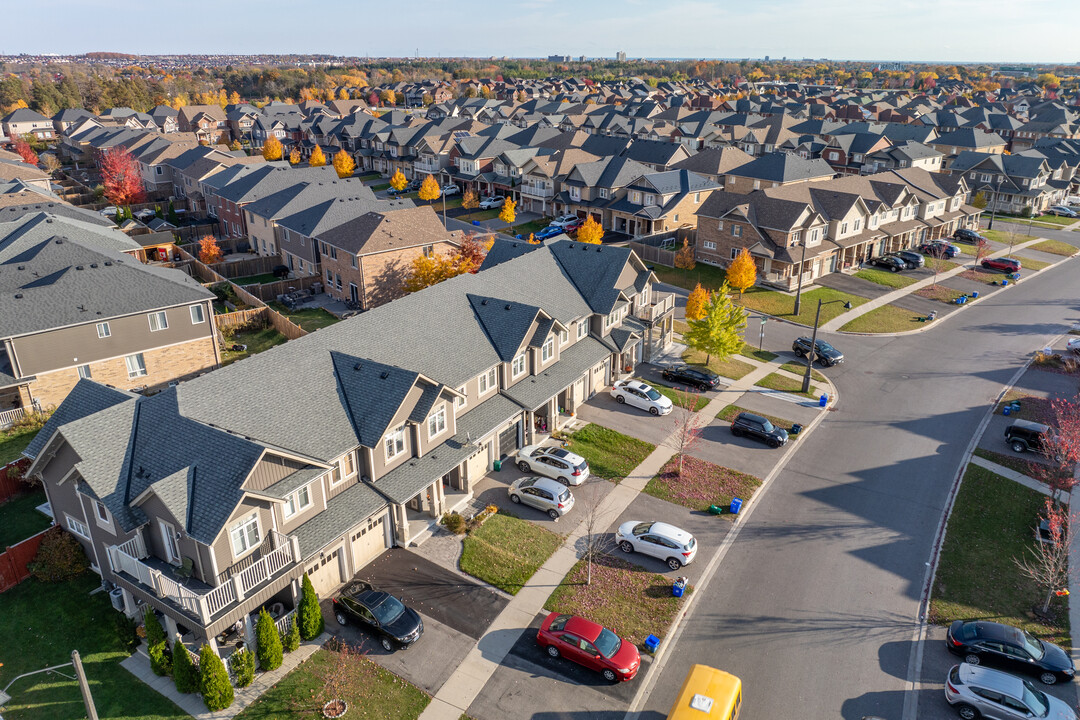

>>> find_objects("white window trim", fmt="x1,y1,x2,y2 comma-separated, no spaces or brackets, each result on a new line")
558,328,569,347
577,320,588,339
125,353,147,379
384,425,406,462
283,484,313,520
455,385,468,409
511,352,527,378
190,305,205,325
96,322,111,338
427,405,447,439
66,514,90,539
148,311,168,332
229,513,261,559
541,337,554,363
78,364,92,380
704,240,716,250
479,367,498,395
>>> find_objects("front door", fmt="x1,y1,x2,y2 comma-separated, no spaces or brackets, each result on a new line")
350,283,359,304
159,520,180,564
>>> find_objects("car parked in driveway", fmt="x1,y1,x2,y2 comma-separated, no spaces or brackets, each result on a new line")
1068,337,1080,354
610,380,672,416
944,663,1076,720
730,412,788,448
534,225,565,241
1004,419,1062,461
516,445,590,485
661,364,721,390
1046,205,1078,218
946,619,1075,685
954,228,986,243
792,337,844,366
563,218,584,233
332,581,424,652
615,521,697,570
536,612,641,682
982,257,1021,273
478,195,505,209
549,214,580,228
441,184,460,196
894,250,925,269
871,255,907,272
920,241,961,259
508,476,574,519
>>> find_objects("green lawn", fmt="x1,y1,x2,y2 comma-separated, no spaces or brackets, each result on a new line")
854,268,917,288
434,197,463,211
1014,255,1051,271
565,424,655,483
923,257,959,272
754,372,817,399
0,573,186,720
647,262,729,294
983,229,1037,245
509,219,548,237
930,465,1070,649
235,648,430,720
638,378,709,412
0,427,39,466
457,209,502,222
840,304,928,333
717,404,800,434
371,182,391,191
673,320,690,336
0,489,50,547
778,361,826,382
459,513,562,594
957,269,1001,286
738,346,779,362
645,455,761,513
735,287,868,326
544,554,690,647
221,326,288,365
972,448,1040,478
1030,214,1077,226
1030,239,1079,256
681,349,756,380
914,285,960,304
232,272,278,286
994,390,1052,423
268,302,341,332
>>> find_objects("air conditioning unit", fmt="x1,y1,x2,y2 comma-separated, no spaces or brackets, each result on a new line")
109,587,125,612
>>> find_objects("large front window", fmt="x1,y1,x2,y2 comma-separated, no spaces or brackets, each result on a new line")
511,353,527,378
230,513,260,556
479,367,498,394
385,426,406,461
428,406,447,439
148,311,168,332
125,353,147,378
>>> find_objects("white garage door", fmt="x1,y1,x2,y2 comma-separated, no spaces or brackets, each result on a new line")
466,444,489,483
307,545,344,597
350,513,389,571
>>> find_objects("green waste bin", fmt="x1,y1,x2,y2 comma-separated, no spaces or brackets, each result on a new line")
493,459,502,472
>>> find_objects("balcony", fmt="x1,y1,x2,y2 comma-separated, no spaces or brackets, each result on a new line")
521,182,554,199
636,291,675,325
107,529,301,627
413,159,440,174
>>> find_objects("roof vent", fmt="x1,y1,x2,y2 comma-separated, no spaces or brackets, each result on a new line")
480,299,487,305
104,261,112,266
90,263,98,269
505,303,511,310
76,265,84,270
380,371,389,379
77,304,86,312
46,218,53,223
354,362,363,371
54,238,62,244
14,293,23,299
17,265,24,271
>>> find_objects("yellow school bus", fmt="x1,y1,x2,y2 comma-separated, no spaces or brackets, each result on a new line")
667,664,742,720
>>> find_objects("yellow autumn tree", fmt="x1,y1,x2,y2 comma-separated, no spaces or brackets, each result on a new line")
462,187,479,211
389,169,408,192
418,175,441,203
262,135,283,161
577,216,603,244
332,149,355,178
527,233,539,245
287,148,300,165
727,247,757,294
499,198,516,230
403,252,473,293
685,283,709,321
228,91,241,106
198,235,223,264
308,146,326,167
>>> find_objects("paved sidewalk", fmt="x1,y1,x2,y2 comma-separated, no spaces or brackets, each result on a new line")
1067,462,1080,676
968,455,1062,502
819,237,1049,332
418,353,813,720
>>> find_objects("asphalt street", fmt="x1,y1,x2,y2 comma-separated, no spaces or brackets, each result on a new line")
636,252,1080,720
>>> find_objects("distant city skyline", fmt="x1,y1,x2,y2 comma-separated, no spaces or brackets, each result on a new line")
5,0,1078,64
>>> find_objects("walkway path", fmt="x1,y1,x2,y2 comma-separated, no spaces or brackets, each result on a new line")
968,454,1062,501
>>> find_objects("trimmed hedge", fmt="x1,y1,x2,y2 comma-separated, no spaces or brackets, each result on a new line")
256,608,283,671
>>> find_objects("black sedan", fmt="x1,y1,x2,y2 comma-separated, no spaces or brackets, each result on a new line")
661,364,721,390
947,619,1075,685
332,581,424,651
894,250,925,269
870,255,907,272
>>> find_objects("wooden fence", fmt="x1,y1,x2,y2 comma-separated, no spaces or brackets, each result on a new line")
627,227,696,268
266,310,307,340
0,459,32,505
215,308,267,330
243,275,323,303
207,255,281,280
0,528,49,593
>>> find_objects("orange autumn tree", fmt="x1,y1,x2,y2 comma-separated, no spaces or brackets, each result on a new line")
289,148,301,165
308,146,326,167
685,283,709,321
577,215,603,244
198,235,223,264
461,187,479,211
389,169,407,192
332,149,355,178
418,175,440,203
727,247,757,294
499,197,516,231
262,135,283,161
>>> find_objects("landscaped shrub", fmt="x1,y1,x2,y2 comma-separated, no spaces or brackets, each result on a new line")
229,647,255,688
281,615,300,653
115,613,138,652
27,527,88,582
172,639,199,693
144,605,166,645
297,573,324,640
144,606,171,676
198,645,234,711
441,512,466,534
255,608,283,670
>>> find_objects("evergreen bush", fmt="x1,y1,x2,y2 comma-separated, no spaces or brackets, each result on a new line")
229,647,255,688
255,608,283,671
297,573,324,640
172,639,199,693
198,645,234,711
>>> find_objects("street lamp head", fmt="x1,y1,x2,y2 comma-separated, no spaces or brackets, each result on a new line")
842,302,852,309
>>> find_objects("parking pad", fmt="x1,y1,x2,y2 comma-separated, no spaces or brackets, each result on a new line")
575,392,681,447
690,417,786,479
733,389,824,428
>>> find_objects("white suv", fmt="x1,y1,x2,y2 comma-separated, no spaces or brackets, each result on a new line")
478,195,505,209
516,445,590,485
549,214,579,228
615,521,697,570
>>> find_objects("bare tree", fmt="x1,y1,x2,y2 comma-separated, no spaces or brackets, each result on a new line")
1014,499,1073,616
298,637,364,717
670,387,705,477
576,482,616,586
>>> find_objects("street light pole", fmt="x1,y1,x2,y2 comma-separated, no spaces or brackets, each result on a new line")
793,239,808,316
987,175,1002,231
802,299,852,394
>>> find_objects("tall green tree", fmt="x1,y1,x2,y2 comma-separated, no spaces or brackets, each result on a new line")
255,608,283,670
198,645,234,711
684,282,746,365
297,573,324,640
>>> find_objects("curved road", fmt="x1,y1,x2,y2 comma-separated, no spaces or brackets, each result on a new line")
638,254,1080,720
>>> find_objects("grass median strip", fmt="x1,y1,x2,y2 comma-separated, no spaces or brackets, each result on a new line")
914,285,958,303
972,447,1042,478
681,349,755,380
735,287,868,326
1015,256,1051,271
645,454,761,513
739,346,779,362
565,424,655,483
840,304,928,333
460,512,562,594
1030,239,1079,256
854,268,918,289
983,229,1037,245
755,372,817,398
929,464,1069,648
957,269,1001,285
637,378,709,412
778,361,826,382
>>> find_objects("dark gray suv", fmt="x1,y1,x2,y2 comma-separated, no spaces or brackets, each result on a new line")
731,412,788,448
1004,420,1061,461
792,337,844,366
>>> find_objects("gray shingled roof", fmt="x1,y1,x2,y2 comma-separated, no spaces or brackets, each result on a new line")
501,336,610,410
330,352,421,449
292,480,387,557
24,379,135,460
263,466,328,500
468,294,544,361
727,152,836,183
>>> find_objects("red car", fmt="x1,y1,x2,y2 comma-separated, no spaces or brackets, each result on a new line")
981,257,1021,273
563,218,584,233
536,612,641,682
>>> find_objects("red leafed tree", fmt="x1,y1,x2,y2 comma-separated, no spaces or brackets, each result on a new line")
452,234,488,273
98,146,146,206
13,138,38,166
198,235,223,264
1027,393,1080,502
1014,499,1073,615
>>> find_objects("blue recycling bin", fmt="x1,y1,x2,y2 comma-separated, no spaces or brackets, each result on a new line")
971,291,979,299
818,393,828,407
1003,405,1011,416
515,234,523,239
730,497,743,514
472,220,481,226
644,634,660,653
672,578,686,597
1002,279,1009,287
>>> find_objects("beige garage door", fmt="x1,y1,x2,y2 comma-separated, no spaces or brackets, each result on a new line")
466,444,489,483
350,513,388,571
307,546,343,597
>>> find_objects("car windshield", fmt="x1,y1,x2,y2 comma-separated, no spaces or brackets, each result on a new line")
760,419,775,433
645,388,662,401
817,341,835,352
1020,630,1045,660
370,595,406,625
1021,680,1049,717
594,627,622,659
549,614,570,632
632,522,653,536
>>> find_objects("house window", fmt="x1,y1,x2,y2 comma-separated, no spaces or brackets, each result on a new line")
577,320,588,339
730,247,739,260
283,485,312,519
511,352,527,378
753,180,761,190
829,151,840,161
853,219,861,231
230,513,261,557
479,367,498,394
630,191,642,204
569,187,580,200
694,192,701,203
125,353,147,378
350,255,357,269
791,230,802,242
384,425,406,461
78,364,92,380
541,337,554,362
148,311,168,332
428,406,447,439
96,501,109,523
96,322,111,338
66,515,90,539
455,386,467,409
558,328,568,346
840,222,849,234
717,221,723,231
190,305,205,324
704,240,716,250
732,225,742,238
598,188,609,199
643,194,656,206
423,245,434,257
341,452,356,479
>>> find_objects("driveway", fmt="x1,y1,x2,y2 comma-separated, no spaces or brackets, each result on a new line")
575,391,682,448
471,471,615,531
814,270,893,300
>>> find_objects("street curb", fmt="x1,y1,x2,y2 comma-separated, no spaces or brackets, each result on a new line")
624,372,839,718
900,336,1064,720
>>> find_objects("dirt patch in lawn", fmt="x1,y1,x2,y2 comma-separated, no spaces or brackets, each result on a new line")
957,269,1000,285
914,285,959,303
645,454,762,513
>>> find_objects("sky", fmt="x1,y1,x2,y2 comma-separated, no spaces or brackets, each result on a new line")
4,0,1078,64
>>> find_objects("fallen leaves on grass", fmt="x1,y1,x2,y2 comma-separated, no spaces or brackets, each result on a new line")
645,455,761,511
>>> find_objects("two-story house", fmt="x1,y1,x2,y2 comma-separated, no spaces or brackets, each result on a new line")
723,151,836,194
947,151,1061,215
554,155,652,226
2,108,55,142
519,148,599,216
177,105,229,145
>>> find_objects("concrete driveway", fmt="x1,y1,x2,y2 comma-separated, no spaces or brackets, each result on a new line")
575,391,681,448
471,470,615,531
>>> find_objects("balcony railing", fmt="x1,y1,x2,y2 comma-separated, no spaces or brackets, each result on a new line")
107,529,300,626
414,159,439,173
521,183,554,198
636,291,675,325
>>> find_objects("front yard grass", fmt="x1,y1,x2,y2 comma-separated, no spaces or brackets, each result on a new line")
982,229,1037,245
221,326,288,365
268,302,341,332
778,361,827,382
853,267,917,289
1029,213,1076,226
971,447,1041,478
929,464,1069,649
957,268,1001,285
1031,239,1078,256
0,426,38,466
370,182,391,191
717,404,800,434
1015,256,1051,272
735,287,869,326
457,208,502,222
509,219,548,237
914,284,959,303
0,573,186,720
839,304,928,333
459,512,562,595
645,454,762,513
565,424,655,483
738,346,779,362
754,372,817,399
673,320,690,336
638,379,709,412
544,554,691,646
681,348,755,380
0,489,50,547
647,262,728,294
235,647,430,720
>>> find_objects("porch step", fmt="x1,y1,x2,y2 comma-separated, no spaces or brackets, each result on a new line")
408,519,439,548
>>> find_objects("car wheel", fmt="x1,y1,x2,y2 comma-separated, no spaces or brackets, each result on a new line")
963,653,980,665
510,494,521,504
891,266,899,273
616,394,625,404
335,612,348,626
698,382,709,391
602,668,618,682
794,347,805,357
547,645,560,658
666,557,682,571
518,461,531,472
731,427,743,437
1040,671,1058,685
548,509,560,520
955,704,980,720
620,541,634,553
768,438,780,449
1011,441,1027,453
381,637,394,652
650,406,659,416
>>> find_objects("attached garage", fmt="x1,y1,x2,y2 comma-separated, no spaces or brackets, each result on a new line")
307,545,345,597
498,422,520,458
350,512,390,571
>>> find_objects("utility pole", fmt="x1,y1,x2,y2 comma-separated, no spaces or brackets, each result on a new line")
72,650,99,720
